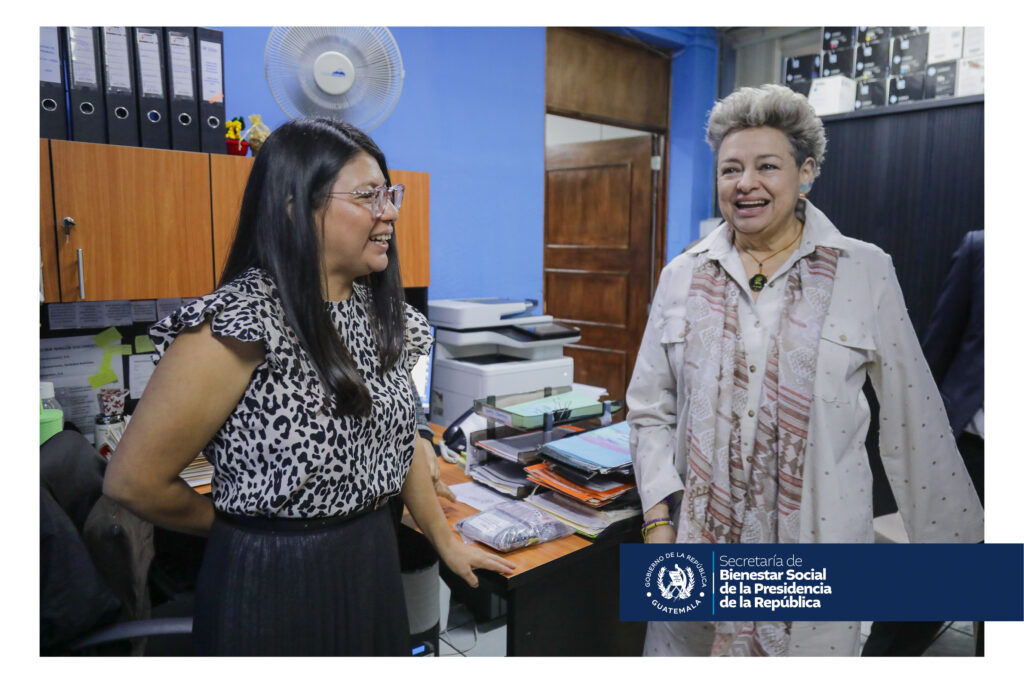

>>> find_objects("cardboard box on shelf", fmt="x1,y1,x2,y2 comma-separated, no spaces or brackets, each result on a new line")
784,53,821,85
808,75,856,116
856,41,891,79
924,61,958,99
858,27,890,45
891,33,930,75
927,27,964,64
955,57,984,96
854,78,888,111
785,80,812,98
822,27,857,52
963,27,984,59
888,73,926,105
822,48,855,78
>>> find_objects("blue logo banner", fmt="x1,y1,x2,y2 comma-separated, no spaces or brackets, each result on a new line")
620,543,1023,621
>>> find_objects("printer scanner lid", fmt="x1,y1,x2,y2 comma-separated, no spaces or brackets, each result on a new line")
428,297,542,330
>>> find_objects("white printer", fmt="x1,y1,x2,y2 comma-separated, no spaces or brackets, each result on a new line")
427,298,581,426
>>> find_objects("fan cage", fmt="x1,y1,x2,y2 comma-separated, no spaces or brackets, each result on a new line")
265,26,404,131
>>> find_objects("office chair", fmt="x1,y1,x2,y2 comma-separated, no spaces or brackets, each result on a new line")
40,431,193,655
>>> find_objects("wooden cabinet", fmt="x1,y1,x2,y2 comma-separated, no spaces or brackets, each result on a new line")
49,140,214,301
210,160,430,288
41,141,430,302
40,140,60,303
210,153,253,282
390,169,430,288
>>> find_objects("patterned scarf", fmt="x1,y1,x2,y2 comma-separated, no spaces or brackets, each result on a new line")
677,239,838,656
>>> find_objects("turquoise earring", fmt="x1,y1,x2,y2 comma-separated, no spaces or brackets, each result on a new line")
800,183,811,194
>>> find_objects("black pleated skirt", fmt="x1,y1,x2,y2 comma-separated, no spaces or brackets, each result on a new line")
192,506,409,656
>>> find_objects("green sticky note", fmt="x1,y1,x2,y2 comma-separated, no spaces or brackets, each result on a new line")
110,344,132,356
134,335,156,354
93,326,121,348
88,366,118,389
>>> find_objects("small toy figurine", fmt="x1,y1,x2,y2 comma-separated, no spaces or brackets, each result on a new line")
244,114,272,157
225,116,249,156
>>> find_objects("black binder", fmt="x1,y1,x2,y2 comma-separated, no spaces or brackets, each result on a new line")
61,27,107,143
194,27,226,154
132,27,170,150
98,27,139,147
39,27,68,139
163,27,201,152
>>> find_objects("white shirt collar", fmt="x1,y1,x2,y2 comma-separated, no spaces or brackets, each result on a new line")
690,199,848,262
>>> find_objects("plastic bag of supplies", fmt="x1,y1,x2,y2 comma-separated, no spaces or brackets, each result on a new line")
454,501,574,552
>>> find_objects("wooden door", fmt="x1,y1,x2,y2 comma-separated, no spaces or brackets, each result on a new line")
544,135,654,401
51,141,214,301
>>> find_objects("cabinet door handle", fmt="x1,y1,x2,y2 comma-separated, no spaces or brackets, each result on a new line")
76,248,85,300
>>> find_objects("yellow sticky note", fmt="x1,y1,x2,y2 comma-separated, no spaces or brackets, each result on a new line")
93,326,121,348
88,366,118,389
110,344,132,356
134,335,156,354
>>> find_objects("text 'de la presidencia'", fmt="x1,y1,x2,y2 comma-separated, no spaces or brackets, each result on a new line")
619,543,1024,622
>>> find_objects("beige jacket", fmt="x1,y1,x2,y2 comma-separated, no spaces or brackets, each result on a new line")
627,201,983,656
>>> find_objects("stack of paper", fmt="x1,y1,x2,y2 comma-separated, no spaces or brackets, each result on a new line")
476,426,576,464
538,421,632,474
526,491,640,539
469,458,535,498
524,461,635,508
180,454,213,487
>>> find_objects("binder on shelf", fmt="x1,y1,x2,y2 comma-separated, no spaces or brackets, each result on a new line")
61,27,107,143
163,27,201,152
99,27,139,147
132,27,170,150
194,27,226,154
40,27,69,140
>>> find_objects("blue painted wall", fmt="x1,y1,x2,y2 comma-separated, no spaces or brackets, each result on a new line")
666,30,719,260
219,26,716,306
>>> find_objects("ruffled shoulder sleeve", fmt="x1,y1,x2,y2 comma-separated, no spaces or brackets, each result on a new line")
148,268,284,369
402,303,433,374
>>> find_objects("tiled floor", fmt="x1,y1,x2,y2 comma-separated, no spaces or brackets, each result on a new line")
438,599,979,657
438,601,507,657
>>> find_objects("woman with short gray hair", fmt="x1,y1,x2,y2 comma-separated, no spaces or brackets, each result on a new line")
627,84,982,656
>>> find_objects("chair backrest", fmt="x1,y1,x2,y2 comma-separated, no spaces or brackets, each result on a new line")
40,431,105,531
40,431,156,655
40,485,122,654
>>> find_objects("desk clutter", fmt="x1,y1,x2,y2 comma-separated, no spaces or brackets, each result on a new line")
39,312,210,487
449,387,641,550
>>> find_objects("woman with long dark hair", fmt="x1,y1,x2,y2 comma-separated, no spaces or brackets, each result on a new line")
104,118,514,655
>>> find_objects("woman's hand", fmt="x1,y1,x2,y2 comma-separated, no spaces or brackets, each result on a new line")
435,535,516,588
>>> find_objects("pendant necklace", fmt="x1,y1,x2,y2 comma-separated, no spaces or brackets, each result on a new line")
739,227,804,292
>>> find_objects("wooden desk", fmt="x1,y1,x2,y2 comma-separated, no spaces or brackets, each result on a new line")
411,459,645,656
189,428,645,655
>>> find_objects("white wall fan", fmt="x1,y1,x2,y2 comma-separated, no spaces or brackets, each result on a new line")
265,27,405,131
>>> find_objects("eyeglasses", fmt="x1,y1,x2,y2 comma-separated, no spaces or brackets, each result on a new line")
328,184,405,219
